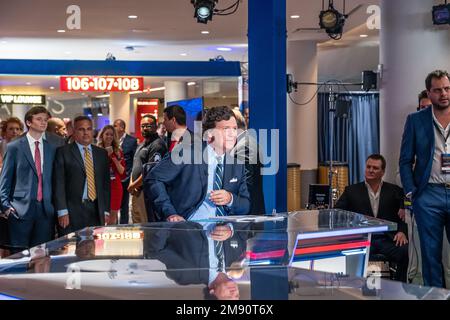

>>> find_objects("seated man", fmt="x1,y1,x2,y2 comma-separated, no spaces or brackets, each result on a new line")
335,154,409,282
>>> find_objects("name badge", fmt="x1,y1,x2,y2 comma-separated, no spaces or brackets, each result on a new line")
441,153,450,173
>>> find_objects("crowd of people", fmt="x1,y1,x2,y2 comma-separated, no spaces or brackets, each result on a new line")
0,69,449,290
0,105,264,261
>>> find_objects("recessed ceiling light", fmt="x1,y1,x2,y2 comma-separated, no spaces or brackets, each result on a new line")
180,53,188,56
360,34,369,38
26,82,31,85
128,15,138,19
57,29,66,33
201,31,210,34
49,86,55,90
187,82,196,86
217,47,232,52
290,15,300,19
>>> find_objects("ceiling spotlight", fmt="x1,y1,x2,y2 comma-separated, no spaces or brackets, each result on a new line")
191,0,218,24
201,30,210,34
290,15,300,19
128,15,138,19
49,86,55,90
318,0,361,40
57,29,66,33
319,2,346,39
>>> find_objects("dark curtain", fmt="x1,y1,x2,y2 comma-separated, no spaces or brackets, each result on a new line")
318,92,379,184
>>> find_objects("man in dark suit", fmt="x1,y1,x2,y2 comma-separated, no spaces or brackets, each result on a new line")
163,105,191,152
145,221,247,299
399,70,450,288
230,108,265,215
0,106,56,252
147,106,250,222
113,119,138,225
53,116,110,234
335,154,408,282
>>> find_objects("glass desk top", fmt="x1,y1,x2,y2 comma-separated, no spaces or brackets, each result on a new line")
0,209,424,300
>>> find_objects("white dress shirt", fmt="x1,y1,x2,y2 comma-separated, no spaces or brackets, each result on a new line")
365,180,383,218
429,109,450,184
26,132,44,172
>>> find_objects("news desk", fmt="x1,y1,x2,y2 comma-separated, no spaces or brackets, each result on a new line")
0,209,448,300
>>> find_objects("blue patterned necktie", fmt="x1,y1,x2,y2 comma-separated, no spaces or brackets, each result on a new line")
214,156,225,216
213,156,225,271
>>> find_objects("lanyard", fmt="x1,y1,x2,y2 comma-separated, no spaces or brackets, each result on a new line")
433,120,450,153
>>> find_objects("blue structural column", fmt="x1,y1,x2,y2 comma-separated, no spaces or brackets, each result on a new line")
248,0,287,213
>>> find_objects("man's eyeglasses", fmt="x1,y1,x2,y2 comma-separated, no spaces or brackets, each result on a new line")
141,123,156,128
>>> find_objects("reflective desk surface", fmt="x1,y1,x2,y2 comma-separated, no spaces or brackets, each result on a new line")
0,209,447,300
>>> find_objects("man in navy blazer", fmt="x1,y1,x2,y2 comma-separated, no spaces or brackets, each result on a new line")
0,106,56,252
147,106,250,222
399,70,450,287
114,119,138,224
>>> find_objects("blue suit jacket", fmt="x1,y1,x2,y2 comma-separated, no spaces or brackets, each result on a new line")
121,134,138,181
0,135,56,218
146,144,251,220
399,107,434,199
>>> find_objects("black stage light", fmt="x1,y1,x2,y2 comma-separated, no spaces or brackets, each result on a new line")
432,3,450,25
191,0,218,24
319,1,346,39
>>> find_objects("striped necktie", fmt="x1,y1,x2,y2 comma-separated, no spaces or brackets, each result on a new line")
213,157,225,271
83,146,97,201
214,156,225,216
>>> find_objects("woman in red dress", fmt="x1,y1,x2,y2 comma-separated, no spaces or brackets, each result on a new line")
98,125,126,225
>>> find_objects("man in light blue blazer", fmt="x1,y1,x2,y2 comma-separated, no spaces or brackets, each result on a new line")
0,106,56,252
399,70,450,287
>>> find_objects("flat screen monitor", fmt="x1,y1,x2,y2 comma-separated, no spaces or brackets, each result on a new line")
308,184,330,209
167,97,203,132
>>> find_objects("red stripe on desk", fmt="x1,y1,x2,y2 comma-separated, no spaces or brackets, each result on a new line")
294,241,371,255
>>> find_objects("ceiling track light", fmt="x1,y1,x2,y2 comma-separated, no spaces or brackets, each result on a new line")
191,0,218,24
191,0,241,24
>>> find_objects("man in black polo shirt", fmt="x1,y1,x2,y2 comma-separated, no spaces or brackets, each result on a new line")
128,114,167,223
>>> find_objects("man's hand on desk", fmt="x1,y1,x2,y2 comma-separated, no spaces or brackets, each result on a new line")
394,232,408,246
211,225,232,241
167,214,185,222
210,190,232,206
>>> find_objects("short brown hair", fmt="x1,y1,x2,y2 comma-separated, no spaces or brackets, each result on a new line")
425,70,449,91
366,154,386,170
202,106,235,133
24,106,50,128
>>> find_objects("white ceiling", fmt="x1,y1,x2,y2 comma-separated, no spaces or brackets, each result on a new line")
0,0,380,99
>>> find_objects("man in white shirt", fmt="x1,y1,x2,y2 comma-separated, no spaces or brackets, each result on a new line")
335,154,409,281
0,106,56,252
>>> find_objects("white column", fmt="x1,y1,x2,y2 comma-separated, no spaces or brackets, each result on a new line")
287,40,318,170
380,0,450,181
164,81,187,107
109,92,131,129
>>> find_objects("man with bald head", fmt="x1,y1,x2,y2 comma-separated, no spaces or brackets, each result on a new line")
47,118,67,138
